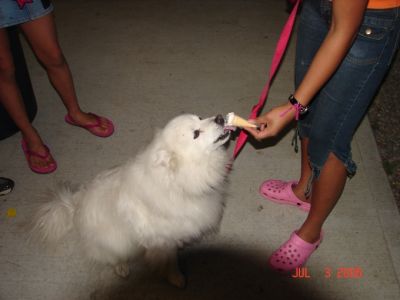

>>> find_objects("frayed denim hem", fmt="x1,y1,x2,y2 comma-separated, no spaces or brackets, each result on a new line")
304,151,357,197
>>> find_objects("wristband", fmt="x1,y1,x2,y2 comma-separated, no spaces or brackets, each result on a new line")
289,94,309,115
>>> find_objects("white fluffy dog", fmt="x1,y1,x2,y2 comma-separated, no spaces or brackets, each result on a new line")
31,114,230,288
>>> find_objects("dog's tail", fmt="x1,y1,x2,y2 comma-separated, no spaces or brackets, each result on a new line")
30,183,76,245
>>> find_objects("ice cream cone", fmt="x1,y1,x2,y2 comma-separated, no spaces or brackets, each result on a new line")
225,112,257,128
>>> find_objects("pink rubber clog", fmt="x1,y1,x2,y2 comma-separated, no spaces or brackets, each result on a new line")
259,179,311,212
268,230,323,273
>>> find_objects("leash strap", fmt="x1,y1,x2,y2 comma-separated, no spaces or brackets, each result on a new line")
232,0,301,159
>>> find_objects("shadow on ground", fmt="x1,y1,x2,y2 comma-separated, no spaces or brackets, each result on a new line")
91,247,325,300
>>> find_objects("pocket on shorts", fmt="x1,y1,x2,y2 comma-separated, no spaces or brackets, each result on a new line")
345,15,394,66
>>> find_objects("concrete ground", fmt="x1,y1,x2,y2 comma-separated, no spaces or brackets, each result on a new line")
1,0,400,299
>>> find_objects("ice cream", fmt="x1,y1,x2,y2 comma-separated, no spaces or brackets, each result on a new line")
225,112,257,128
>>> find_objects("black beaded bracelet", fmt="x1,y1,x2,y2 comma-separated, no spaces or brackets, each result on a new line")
288,94,309,115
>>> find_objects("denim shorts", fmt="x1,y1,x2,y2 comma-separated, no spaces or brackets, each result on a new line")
295,0,400,179
0,0,53,28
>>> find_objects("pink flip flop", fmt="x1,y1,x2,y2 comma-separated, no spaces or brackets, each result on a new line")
268,230,323,273
259,179,310,212
65,113,114,137
21,140,57,174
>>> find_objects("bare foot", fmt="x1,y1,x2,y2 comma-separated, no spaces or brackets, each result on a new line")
22,136,56,172
296,226,321,244
68,111,112,136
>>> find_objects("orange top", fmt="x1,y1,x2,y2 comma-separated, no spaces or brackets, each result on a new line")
367,0,400,9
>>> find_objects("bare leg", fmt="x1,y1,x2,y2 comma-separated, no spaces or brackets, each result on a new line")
19,14,111,135
0,28,55,169
296,152,347,243
145,247,185,288
292,137,312,203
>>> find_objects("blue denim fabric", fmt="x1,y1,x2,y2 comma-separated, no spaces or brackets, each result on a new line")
296,0,400,179
0,0,53,28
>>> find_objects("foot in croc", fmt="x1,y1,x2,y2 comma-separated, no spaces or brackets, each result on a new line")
259,179,311,211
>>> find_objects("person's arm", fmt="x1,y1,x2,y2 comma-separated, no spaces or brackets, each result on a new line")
246,0,369,140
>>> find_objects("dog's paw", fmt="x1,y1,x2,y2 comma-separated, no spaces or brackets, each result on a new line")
167,271,186,289
114,263,130,278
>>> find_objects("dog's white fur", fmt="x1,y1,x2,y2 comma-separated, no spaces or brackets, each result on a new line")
31,114,230,287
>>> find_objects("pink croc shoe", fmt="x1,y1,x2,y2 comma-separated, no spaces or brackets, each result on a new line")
259,179,310,212
65,113,114,138
268,231,323,273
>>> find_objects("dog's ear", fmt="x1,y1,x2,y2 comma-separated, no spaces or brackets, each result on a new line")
154,148,178,171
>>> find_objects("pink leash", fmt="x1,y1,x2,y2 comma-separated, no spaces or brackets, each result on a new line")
232,0,301,159
15,0,33,9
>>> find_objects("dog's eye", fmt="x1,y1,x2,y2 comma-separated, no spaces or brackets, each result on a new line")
198,116,203,120
193,130,200,139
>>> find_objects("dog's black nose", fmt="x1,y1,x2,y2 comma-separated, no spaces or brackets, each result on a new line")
214,114,225,126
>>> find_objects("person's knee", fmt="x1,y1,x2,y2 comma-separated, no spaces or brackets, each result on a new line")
0,58,16,81
39,47,66,70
